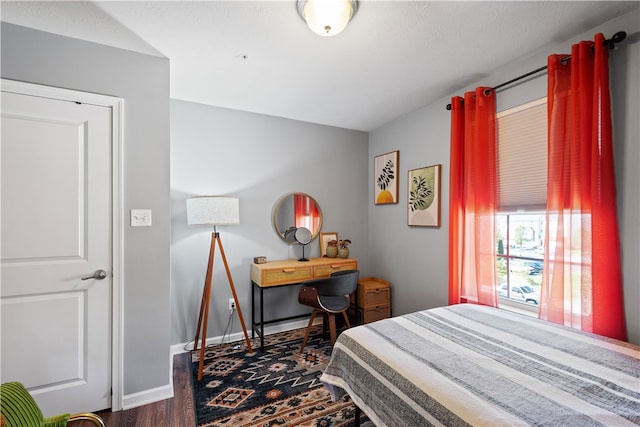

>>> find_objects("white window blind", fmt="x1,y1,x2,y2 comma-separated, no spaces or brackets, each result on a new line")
497,98,547,210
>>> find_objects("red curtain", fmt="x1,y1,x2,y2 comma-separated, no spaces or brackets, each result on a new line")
540,33,626,340
448,88,499,306
294,193,319,232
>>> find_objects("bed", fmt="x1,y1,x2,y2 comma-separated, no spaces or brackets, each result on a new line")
320,303,640,427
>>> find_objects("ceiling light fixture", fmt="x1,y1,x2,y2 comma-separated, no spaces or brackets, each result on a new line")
297,0,358,37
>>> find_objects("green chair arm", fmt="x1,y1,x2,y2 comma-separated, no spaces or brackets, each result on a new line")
42,413,69,427
68,413,106,427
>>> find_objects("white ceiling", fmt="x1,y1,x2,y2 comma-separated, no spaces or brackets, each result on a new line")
2,1,638,131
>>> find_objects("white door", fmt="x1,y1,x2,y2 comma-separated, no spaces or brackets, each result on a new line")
1,88,112,415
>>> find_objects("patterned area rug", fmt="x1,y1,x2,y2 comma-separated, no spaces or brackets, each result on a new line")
191,326,366,427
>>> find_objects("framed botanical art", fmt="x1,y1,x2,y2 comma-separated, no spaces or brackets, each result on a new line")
319,231,338,257
408,164,441,227
374,150,399,205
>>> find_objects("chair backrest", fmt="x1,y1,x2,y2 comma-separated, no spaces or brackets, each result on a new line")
0,382,44,427
317,270,359,296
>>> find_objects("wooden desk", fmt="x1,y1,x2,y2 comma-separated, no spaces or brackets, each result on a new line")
250,257,358,350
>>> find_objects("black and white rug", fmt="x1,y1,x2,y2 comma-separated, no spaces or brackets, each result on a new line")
191,326,366,427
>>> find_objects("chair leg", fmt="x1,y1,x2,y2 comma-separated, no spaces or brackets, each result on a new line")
342,310,351,329
300,309,318,354
322,312,329,337
328,313,337,346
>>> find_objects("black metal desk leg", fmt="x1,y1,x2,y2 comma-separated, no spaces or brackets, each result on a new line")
260,286,265,351
355,405,361,427
251,282,255,339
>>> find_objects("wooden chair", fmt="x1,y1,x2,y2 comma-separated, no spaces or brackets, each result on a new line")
0,382,105,427
298,270,359,353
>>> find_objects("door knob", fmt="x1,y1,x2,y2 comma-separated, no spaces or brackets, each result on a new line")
81,269,108,280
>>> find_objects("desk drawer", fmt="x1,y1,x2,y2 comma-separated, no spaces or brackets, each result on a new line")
261,267,313,286
350,277,391,307
360,287,390,306
362,305,390,323
314,261,358,278
352,304,391,324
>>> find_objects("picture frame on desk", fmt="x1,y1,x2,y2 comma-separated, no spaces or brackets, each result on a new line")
319,231,338,257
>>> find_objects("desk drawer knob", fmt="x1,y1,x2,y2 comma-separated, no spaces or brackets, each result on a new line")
283,268,295,273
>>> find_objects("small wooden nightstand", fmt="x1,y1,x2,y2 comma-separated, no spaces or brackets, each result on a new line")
350,277,391,324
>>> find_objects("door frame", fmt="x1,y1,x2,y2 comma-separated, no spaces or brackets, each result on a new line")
1,79,125,411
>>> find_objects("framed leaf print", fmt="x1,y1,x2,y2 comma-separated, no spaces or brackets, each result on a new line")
374,151,399,205
408,164,441,227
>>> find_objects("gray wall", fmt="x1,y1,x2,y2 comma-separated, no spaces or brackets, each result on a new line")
368,9,640,345
1,23,172,395
170,100,369,344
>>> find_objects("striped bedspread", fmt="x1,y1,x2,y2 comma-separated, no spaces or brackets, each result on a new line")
320,303,640,427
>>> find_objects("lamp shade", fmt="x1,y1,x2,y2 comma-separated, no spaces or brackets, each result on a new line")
297,0,357,37
186,197,239,225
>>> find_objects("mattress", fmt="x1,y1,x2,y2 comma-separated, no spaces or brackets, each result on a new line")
320,303,640,426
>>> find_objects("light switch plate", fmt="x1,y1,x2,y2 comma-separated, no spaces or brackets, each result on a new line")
131,209,152,227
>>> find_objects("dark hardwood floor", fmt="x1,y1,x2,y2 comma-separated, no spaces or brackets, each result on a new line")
83,353,195,427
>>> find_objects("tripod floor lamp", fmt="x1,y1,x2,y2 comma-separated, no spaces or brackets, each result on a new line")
187,196,253,381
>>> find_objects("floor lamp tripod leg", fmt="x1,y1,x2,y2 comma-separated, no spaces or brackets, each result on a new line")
193,269,208,349
216,235,253,353
195,233,216,381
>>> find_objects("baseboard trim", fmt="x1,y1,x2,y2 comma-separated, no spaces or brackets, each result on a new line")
171,317,320,356
121,383,174,410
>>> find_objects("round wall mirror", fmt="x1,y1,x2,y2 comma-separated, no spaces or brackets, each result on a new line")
273,193,323,243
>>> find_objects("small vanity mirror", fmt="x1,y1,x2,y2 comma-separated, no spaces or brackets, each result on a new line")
273,193,323,243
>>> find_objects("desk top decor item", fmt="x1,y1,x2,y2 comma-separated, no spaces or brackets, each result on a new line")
187,196,252,380
320,231,338,257
285,226,313,262
374,150,399,204
408,164,441,227
338,239,351,258
326,240,339,258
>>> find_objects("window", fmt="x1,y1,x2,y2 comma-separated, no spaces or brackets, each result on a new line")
496,212,544,307
496,98,547,310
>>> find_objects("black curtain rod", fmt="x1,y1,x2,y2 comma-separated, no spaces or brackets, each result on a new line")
445,31,627,110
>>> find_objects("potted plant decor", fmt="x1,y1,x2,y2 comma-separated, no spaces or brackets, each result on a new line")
326,240,339,258
338,239,351,258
